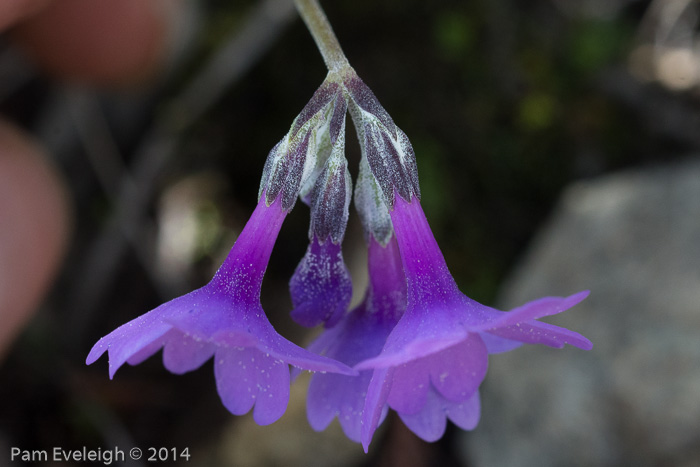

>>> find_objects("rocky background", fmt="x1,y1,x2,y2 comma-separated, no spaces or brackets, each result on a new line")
463,160,700,467
1,0,699,466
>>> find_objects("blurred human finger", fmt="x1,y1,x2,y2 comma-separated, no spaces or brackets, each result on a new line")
10,0,179,86
0,120,71,360
0,0,51,31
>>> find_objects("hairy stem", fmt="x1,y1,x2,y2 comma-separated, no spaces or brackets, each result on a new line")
294,0,350,72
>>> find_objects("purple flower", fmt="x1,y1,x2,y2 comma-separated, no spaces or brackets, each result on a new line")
290,235,352,327
87,195,354,425
304,235,405,442
339,70,592,450
356,194,592,450
290,142,353,328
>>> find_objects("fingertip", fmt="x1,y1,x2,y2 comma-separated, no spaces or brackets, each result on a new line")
0,0,51,31
10,0,185,86
0,120,71,361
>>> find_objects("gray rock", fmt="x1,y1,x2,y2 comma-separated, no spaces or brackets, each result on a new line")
460,159,700,467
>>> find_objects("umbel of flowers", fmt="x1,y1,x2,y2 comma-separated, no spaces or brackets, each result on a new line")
88,0,592,452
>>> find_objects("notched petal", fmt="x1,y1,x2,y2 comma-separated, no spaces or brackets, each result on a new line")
162,331,215,374
386,359,431,414
428,335,488,402
397,389,447,442
445,391,481,431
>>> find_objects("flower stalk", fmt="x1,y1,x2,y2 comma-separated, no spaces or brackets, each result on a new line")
294,0,350,72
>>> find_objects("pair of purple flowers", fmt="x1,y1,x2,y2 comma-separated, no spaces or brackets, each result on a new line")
87,68,591,451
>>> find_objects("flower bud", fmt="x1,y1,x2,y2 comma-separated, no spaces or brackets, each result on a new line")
290,147,353,328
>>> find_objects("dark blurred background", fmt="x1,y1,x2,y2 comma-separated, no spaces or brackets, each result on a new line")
1,0,699,465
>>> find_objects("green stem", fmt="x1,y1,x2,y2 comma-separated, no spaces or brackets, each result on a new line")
294,0,350,72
